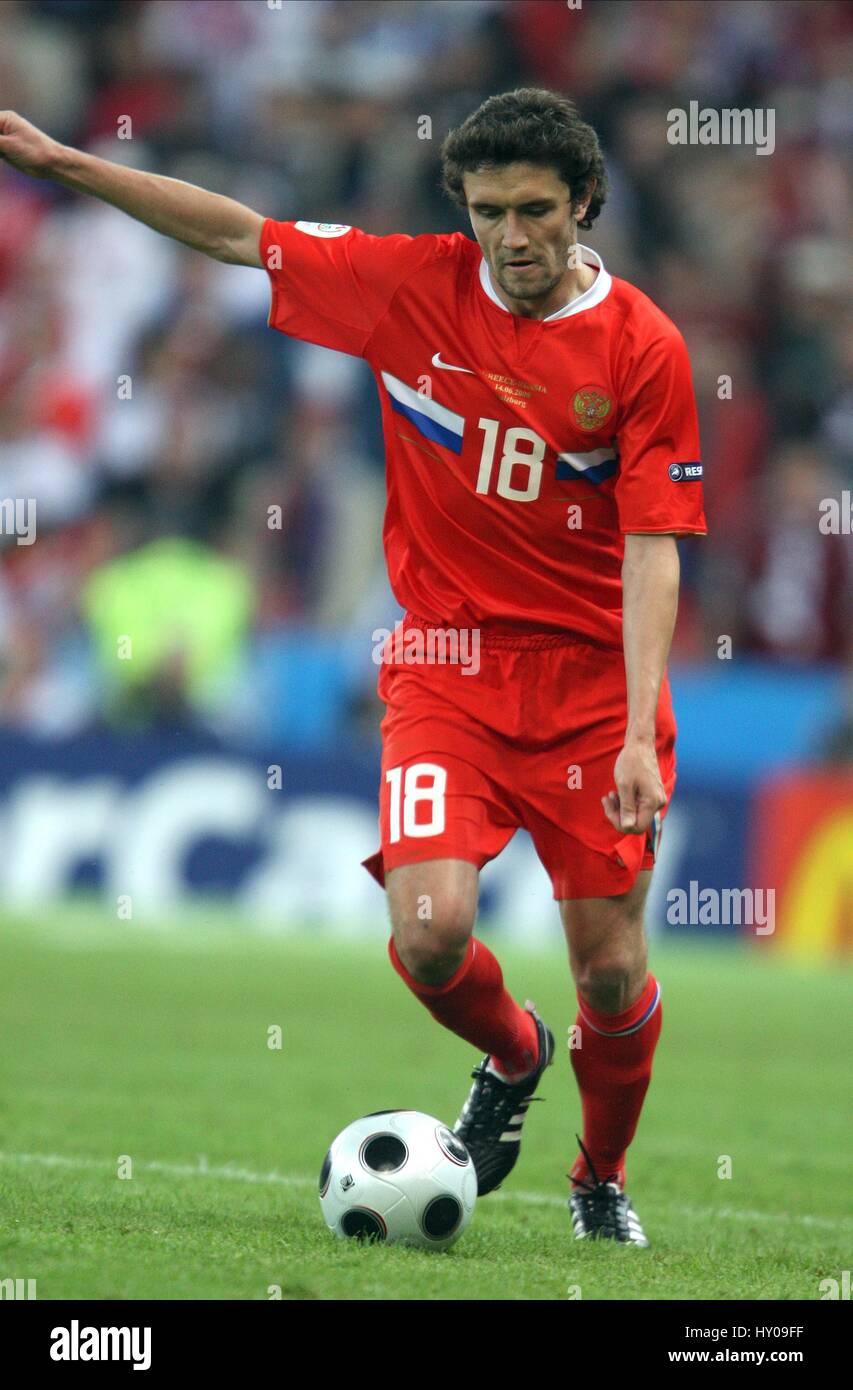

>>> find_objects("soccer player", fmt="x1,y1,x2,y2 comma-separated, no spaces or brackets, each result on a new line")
0,88,706,1245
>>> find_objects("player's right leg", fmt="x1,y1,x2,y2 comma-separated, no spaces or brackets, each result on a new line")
386,857,477,985
361,628,556,1193
385,857,554,1196
386,857,537,1075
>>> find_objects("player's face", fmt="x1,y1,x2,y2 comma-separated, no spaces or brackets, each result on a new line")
463,162,589,319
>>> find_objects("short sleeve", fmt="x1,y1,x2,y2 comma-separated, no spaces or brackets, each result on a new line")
613,310,707,536
259,218,437,358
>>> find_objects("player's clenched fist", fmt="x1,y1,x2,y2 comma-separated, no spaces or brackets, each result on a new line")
0,111,62,178
602,741,667,835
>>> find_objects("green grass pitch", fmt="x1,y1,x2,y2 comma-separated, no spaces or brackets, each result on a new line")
0,907,849,1300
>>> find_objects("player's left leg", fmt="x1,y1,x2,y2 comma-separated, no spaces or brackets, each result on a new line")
560,869,660,1245
512,634,674,1241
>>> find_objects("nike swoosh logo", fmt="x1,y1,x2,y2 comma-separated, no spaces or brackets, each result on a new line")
431,352,475,374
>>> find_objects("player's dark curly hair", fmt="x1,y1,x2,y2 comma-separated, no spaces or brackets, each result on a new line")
440,88,607,229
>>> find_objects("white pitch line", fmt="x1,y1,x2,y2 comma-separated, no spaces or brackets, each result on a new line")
1,1149,849,1232
491,1188,851,1230
496,1190,852,1231
0,1150,313,1190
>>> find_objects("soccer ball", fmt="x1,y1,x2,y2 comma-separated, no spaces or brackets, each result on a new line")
319,1109,477,1250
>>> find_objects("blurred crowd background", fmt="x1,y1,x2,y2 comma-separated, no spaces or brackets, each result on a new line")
0,0,851,754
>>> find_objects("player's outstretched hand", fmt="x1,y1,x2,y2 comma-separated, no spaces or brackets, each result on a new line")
602,740,667,835
0,110,62,178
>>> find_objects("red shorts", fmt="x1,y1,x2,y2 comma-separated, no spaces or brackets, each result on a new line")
362,615,676,901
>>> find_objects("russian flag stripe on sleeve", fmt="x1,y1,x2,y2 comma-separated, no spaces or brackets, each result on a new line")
380,371,465,455
556,447,619,485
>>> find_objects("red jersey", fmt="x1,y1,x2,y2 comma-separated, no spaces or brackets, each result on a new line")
260,218,706,648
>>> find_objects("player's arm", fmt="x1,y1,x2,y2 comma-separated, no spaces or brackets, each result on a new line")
0,110,264,266
602,533,680,835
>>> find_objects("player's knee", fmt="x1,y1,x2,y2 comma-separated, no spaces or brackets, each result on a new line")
575,952,643,1014
392,896,474,984
400,942,468,986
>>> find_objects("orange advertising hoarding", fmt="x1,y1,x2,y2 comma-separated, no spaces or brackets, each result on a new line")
751,771,853,960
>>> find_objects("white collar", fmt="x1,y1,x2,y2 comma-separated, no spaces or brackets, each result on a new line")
478,243,611,321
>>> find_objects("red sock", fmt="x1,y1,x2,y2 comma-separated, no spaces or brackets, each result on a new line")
388,935,538,1077
569,973,662,1189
